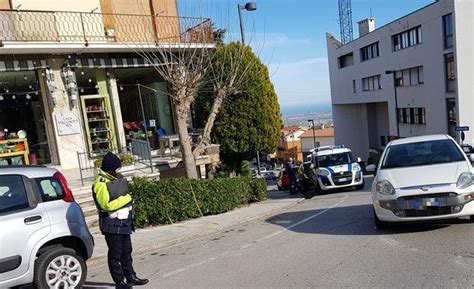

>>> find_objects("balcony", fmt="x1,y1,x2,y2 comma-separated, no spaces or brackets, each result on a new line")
0,9,213,54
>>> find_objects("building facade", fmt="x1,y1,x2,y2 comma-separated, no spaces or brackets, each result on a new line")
276,126,307,163
300,127,335,157
326,0,468,161
0,0,214,171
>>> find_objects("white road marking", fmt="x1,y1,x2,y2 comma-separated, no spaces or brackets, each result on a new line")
158,196,348,279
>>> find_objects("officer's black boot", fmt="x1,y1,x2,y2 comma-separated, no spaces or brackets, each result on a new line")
116,280,133,289
126,274,149,286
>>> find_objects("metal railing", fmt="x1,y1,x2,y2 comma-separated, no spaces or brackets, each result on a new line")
0,9,213,44
76,145,152,186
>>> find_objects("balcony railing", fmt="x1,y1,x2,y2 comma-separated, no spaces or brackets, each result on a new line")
0,9,213,45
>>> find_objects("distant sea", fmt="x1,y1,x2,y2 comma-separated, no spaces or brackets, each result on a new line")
280,102,332,116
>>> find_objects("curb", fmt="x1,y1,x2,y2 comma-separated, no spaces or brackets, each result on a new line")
87,196,304,267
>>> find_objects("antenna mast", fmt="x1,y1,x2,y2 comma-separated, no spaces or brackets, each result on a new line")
338,0,354,44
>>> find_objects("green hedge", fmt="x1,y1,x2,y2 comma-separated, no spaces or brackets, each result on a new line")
130,177,267,228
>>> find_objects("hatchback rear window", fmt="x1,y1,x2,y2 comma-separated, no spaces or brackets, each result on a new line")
35,178,65,202
0,175,29,214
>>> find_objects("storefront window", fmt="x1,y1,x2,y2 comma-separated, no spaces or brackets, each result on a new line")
0,71,52,165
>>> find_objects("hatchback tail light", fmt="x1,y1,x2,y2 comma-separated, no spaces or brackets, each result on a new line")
53,171,75,202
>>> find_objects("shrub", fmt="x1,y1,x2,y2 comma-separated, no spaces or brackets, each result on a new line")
130,176,267,228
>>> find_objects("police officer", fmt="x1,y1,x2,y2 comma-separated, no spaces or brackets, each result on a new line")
93,152,149,289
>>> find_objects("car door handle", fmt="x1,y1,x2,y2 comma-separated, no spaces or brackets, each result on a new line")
24,216,42,225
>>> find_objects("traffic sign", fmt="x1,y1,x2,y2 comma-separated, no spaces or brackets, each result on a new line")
455,126,469,132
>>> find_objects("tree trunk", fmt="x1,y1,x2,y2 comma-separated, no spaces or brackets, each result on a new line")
193,88,226,157
175,103,199,179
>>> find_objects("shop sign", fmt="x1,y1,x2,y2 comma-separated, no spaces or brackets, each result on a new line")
55,112,81,136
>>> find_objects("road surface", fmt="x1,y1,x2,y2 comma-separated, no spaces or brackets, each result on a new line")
86,179,474,288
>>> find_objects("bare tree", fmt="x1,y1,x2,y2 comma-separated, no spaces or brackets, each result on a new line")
130,9,258,179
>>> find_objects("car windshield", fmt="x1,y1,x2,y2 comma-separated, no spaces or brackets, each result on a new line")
317,152,355,167
381,139,465,169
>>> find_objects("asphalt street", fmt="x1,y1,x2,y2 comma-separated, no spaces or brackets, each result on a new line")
86,179,474,288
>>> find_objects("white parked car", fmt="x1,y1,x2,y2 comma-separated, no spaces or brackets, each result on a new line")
368,135,474,229
310,146,364,192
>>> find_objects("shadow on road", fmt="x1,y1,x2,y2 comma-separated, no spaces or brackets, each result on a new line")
83,281,116,288
265,204,470,236
268,190,304,200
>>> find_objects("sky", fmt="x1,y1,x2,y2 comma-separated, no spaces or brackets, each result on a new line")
178,0,434,115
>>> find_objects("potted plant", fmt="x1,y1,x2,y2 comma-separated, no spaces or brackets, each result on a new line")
119,154,135,172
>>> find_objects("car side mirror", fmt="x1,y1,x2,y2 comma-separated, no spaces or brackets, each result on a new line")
357,157,362,163
366,164,377,173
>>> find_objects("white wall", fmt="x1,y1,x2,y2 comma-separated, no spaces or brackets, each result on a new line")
333,104,370,160
327,0,457,158
454,0,474,145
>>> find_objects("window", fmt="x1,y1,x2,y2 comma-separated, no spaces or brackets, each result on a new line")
36,178,65,202
443,14,453,49
338,52,354,68
352,80,356,93
392,26,422,51
360,42,379,62
445,53,456,92
381,139,464,169
362,75,381,92
394,66,424,86
397,107,426,124
0,175,29,214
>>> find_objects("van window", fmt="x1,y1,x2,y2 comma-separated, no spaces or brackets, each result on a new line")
0,175,29,214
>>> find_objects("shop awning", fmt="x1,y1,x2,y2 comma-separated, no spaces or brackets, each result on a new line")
70,57,159,69
0,59,48,72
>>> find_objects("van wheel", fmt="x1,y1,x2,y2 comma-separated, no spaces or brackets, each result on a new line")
374,209,391,230
34,246,87,289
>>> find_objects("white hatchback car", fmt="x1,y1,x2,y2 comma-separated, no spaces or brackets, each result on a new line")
368,135,474,229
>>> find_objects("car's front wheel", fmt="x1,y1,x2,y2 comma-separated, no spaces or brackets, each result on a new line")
34,246,87,289
373,209,391,230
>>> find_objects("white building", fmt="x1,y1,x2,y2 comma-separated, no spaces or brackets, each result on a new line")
326,0,472,161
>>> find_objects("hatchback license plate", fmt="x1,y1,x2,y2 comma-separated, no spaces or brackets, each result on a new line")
412,198,441,209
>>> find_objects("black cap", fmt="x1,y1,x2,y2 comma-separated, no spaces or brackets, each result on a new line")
101,152,121,172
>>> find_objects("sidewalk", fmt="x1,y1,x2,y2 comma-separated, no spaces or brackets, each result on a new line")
88,190,303,266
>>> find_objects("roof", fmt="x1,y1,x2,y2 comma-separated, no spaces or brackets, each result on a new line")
300,128,335,138
0,166,58,178
388,134,451,146
313,147,351,157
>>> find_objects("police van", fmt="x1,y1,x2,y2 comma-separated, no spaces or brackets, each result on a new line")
310,145,365,192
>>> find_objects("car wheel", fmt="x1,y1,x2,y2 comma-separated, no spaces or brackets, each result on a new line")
374,209,391,230
470,215,474,223
34,246,87,289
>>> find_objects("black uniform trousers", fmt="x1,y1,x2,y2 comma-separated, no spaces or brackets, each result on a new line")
104,233,136,284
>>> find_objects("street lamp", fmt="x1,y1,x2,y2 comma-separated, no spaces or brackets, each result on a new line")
308,119,316,149
385,70,400,138
238,2,257,45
